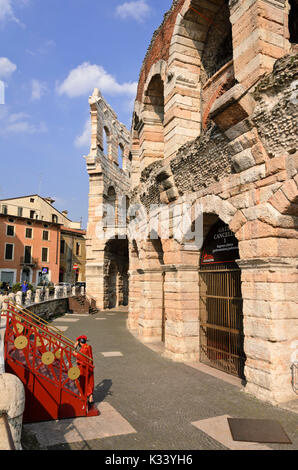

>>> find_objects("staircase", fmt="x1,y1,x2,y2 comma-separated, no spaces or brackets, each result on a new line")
1,301,99,423
69,296,99,315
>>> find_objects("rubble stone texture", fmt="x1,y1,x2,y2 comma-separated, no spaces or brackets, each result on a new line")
85,0,298,405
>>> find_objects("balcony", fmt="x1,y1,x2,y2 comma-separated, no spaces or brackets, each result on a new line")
20,257,39,267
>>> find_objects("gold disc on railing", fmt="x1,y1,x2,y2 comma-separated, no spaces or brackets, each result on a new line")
14,323,24,334
14,336,28,350
41,352,55,365
68,366,80,381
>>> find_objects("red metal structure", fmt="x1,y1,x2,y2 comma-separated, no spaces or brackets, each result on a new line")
1,301,99,423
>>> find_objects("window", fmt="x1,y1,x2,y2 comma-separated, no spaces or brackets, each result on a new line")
2,205,8,215
24,246,32,263
25,228,33,239
5,243,14,260
30,198,35,203
76,242,80,256
43,230,49,241
6,225,15,237
42,247,48,262
18,207,23,217
60,239,65,254
30,210,35,219
52,214,58,223
26,221,32,226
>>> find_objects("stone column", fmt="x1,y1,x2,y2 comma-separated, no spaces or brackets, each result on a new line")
138,268,165,342
54,286,60,299
45,288,50,301
163,265,200,362
239,257,298,404
230,0,290,89
0,374,25,450
34,289,41,304
127,269,143,331
25,290,32,306
15,292,22,306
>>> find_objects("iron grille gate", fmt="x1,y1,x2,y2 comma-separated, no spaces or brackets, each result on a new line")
199,263,245,378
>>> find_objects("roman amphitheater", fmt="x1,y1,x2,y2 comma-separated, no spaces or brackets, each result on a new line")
84,0,298,405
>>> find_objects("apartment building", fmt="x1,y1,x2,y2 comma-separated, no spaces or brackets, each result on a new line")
0,195,83,286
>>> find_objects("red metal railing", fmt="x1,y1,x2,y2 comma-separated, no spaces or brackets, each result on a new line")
1,302,98,423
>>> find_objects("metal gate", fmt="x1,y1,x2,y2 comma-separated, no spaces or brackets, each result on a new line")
198,220,245,379
199,263,245,378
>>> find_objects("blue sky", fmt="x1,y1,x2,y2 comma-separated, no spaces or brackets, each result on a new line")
0,0,172,227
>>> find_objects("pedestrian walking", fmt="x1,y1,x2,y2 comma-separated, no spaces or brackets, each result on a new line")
74,335,94,407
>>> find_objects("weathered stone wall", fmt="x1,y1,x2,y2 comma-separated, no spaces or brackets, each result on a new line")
85,0,297,406
127,22,297,405
85,90,131,309
28,298,69,321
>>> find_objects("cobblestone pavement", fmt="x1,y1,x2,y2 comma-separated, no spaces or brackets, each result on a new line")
22,308,298,451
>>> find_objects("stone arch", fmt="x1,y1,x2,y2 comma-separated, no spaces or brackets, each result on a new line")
106,186,117,228
139,71,166,171
165,0,235,154
103,124,112,158
104,237,129,309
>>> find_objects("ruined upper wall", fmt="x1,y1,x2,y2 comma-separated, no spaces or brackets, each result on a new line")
88,88,131,173
131,52,298,211
136,0,184,102
132,0,294,182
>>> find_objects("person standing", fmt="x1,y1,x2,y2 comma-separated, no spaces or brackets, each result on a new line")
21,281,28,304
74,335,94,407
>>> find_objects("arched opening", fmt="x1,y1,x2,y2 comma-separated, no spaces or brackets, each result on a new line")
200,0,233,84
289,0,298,44
140,74,165,169
199,217,245,379
21,267,31,284
118,143,124,168
104,238,129,309
106,186,116,228
103,126,111,158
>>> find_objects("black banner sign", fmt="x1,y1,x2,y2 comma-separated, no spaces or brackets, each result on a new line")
200,221,239,265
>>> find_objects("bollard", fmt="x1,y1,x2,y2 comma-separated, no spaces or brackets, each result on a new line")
0,374,25,450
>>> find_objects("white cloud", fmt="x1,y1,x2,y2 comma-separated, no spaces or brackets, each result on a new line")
116,0,151,22
5,120,47,133
0,0,27,26
0,110,47,134
8,112,30,122
31,79,48,101
57,62,137,98
0,57,17,79
0,0,16,23
75,118,91,149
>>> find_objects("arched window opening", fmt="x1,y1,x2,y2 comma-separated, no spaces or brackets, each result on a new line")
106,186,116,228
103,126,110,158
200,2,233,84
140,74,165,167
289,0,298,43
118,143,124,168
145,75,164,124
